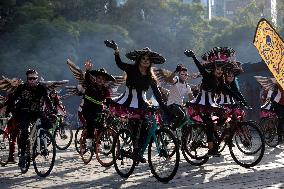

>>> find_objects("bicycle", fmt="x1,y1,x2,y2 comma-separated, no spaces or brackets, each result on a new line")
112,106,180,183
183,103,265,168
258,110,280,147
49,114,73,150
78,110,117,167
0,116,10,166
17,118,56,177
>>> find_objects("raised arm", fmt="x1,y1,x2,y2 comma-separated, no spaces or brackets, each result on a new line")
105,40,131,72
184,50,208,76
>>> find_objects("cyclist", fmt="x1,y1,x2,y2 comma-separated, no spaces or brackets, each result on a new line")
0,69,55,168
105,40,166,163
165,64,194,128
184,47,235,156
80,65,115,148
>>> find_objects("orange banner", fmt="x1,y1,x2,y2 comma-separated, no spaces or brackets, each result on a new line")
253,18,284,90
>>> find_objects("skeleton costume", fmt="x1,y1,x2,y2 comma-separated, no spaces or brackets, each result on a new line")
217,61,247,105
113,47,165,109
188,47,236,108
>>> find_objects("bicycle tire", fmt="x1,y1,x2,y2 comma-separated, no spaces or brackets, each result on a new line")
112,129,135,178
33,130,56,177
148,128,180,183
96,128,116,167
229,121,265,168
54,122,73,150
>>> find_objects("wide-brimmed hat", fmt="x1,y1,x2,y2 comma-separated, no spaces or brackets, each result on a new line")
223,61,243,76
90,68,115,82
201,47,236,71
125,47,165,64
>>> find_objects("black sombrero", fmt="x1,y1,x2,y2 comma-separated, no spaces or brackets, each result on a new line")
90,68,115,82
125,47,166,64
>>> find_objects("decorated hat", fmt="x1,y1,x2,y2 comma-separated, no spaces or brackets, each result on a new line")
223,61,244,76
125,47,166,64
201,47,236,71
90,68,115,82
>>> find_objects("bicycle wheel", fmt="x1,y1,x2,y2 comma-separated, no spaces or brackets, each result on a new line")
148,128,180,183
79,128,94,164
259,117,279,147
33,130,56,177
0,129,10,166
96,128,116,167
181,128,209,166
54,122,73,150
112,129,135,178
74,126,84,154
182,124,209,166
229,122,265,168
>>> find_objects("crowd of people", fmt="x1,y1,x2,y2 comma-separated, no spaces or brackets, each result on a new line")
0,40,284,179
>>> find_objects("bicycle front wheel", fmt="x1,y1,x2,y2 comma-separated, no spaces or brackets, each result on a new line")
33,130,56,177
229,122,265,168
54,122,73,150
0,129,10,166
112,129,135,178
148,128,180,183
96,128,116,167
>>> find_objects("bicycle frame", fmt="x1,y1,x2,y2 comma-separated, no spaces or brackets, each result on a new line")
28,119,47,156
138,111,163,157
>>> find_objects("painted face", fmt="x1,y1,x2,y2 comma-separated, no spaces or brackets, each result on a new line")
214,67,223,78
96,75,106,86
27,73,38,87
140,55,151,68
179,70,188,82
226,72,235,83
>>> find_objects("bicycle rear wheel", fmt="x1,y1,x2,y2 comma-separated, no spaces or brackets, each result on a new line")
112,129,135,178
54,122,73,150
181,127,209,166
182,124,209,166
229,122,265,168
259,117,279,147
33,130,56,177
148,128,180,183
96,128,116,167
0,129,10,166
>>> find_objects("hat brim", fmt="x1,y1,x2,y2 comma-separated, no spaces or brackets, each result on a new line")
92,71,115,82
202,60,227,71
125,50,165,64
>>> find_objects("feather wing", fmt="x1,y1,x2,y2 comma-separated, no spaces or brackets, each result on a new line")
0,76,23,94
40,80,69,91
254,76,277,91
67,59,85,85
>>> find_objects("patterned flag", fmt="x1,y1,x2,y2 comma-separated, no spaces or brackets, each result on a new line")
253,18,284,90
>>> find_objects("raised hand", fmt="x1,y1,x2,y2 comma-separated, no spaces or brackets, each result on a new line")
84,60,93,71
104,40,118,50
184,49,195,58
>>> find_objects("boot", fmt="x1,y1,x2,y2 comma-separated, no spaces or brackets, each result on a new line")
8,142,16,163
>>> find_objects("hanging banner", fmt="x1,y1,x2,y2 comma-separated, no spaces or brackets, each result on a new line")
253,18,284,90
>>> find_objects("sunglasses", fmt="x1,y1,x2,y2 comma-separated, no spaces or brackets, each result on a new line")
28,77,38,80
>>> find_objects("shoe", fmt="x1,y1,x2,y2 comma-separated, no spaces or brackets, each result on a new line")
86,138,93,149
208,148,221,157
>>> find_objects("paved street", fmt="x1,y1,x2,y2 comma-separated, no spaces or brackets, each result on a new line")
1,143,284,189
